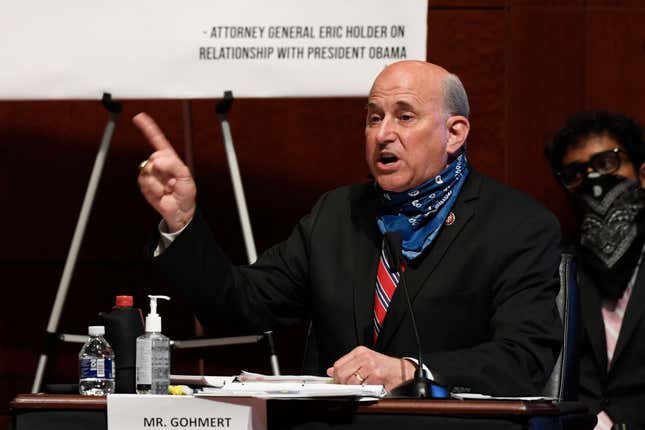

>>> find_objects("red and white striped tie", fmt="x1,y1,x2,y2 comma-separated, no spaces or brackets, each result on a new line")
373,245,401,343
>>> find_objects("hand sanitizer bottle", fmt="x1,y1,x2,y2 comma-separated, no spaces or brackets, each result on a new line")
136,295,171,394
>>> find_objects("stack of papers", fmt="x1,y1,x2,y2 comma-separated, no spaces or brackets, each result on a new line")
197,382,385,398
172,371,385,399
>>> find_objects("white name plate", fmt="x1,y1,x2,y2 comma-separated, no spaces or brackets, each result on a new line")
107,394,266,430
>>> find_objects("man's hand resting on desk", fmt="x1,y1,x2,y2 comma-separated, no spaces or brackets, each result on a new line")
327,346,416,392
133,112,197,233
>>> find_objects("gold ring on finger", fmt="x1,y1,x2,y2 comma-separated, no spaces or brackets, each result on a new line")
138,159,149,173
354,372,365,383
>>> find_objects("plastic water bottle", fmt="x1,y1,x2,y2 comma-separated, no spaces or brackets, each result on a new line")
79,325,115,395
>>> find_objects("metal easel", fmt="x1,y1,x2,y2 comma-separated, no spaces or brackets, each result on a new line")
32,94,122,393
32,92,272,393
216,91,257,264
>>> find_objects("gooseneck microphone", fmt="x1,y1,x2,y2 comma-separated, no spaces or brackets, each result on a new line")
384,232,449,399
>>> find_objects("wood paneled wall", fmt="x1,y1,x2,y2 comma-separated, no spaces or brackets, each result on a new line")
2,1,644,425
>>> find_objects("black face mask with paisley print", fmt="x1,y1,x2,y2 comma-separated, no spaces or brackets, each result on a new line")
575,174,645,299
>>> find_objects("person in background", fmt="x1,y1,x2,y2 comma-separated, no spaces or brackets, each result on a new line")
134,60,562,395
546,111,645,429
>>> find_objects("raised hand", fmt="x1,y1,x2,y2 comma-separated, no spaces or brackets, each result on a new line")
133,112,197,232
326,346,415,391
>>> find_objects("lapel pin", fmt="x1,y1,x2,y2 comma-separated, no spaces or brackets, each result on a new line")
445,212,456,226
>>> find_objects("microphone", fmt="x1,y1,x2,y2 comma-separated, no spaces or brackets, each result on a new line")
383,232,449,399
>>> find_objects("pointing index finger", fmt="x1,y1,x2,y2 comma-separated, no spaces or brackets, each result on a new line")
132,112,176,153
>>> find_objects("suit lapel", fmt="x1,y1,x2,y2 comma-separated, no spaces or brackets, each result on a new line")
375,172,480,351
578,268,608,373
351,186,381,347
610,262,645,369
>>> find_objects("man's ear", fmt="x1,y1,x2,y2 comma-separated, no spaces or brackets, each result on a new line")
446,115,470,158
638,162,645,188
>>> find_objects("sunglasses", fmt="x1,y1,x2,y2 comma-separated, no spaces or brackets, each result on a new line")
557,148,625,189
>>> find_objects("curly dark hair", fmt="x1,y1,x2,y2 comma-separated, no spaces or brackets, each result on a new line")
545,111,645,173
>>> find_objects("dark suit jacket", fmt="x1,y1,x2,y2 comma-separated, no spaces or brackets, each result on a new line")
158,170,562,396
578,262,645,427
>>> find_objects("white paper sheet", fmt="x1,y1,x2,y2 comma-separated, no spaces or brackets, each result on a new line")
238,370,334,384
170,374,235,388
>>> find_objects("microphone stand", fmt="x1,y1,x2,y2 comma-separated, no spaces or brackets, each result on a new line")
384,232,449,399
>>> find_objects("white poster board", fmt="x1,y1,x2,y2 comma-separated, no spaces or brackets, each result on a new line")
0,0,427,99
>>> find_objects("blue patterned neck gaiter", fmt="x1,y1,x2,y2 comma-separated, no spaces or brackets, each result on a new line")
376,153,470,260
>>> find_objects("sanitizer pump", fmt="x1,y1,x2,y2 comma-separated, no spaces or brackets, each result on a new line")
136,295,171,394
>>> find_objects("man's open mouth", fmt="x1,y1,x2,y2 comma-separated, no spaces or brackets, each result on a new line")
380,154,399,164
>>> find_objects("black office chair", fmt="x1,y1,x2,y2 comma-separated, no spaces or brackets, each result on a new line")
542,253,579,401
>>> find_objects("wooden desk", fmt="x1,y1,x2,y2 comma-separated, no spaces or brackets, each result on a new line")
10,394,596,430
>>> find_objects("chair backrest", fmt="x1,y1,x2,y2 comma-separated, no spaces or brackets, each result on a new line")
542,253,580,400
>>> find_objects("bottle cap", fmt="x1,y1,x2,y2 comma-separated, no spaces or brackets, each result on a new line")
88,326,105,336
114,295,133,308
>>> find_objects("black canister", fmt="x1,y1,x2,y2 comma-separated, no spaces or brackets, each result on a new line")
98,295,144,393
